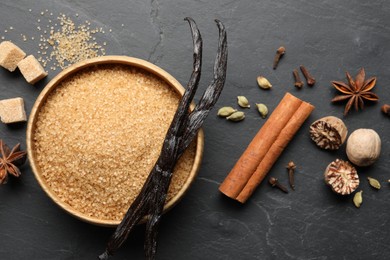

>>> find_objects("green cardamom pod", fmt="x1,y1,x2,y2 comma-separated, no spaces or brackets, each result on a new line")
353,190,363,208
217,107,237,117
237,96,250,108
256,103,268,118
257,76,272,89
226,111,245,122
367,177,381,190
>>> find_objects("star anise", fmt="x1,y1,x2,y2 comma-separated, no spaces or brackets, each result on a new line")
331,68,379,116
0,139,27,184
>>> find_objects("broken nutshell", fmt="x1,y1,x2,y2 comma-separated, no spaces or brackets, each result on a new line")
310,116,348,150
0,139,27,184
324,159,359,195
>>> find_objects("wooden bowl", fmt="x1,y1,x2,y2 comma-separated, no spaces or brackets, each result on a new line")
26,56,204,227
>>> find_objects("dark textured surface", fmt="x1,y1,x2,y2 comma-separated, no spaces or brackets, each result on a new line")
0,0,389,259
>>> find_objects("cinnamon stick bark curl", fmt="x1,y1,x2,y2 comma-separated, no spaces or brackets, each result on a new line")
219,93,314,203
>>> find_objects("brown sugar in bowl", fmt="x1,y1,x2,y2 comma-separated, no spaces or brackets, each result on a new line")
26,56,204,227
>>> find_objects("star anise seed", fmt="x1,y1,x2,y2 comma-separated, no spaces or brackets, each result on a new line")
0,139,27,184
331,68,379,116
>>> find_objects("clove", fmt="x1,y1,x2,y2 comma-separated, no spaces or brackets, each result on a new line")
269,177,289,193
292,69,304,89
273,46,285,69
300,65,316,86
381,104,390,116
286,161,296,190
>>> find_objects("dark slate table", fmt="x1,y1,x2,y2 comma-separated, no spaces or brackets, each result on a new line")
0,0,389,259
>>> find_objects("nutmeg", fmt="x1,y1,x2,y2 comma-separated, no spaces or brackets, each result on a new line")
309,116,348,150
346,129,381,167
324,159,359,195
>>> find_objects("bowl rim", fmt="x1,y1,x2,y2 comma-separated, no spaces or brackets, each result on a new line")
26,55,204,227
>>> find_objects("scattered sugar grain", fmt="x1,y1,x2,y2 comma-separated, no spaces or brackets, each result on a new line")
37,14,106,69
33,65,196,221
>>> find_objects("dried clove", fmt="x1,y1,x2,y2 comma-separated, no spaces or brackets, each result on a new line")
381,104,390,116
293,69,304,88
269,177,289,193
273,46,285,69
300,65,315,86
286,161,296,190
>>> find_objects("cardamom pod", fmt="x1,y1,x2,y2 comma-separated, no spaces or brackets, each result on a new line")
217,107,237,117
226,111,245,122
237,96,250,108
256,103,268,118
257,76,272,89
367,177,381,190
353,190,363,208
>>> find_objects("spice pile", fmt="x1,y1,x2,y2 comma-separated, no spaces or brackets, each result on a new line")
216,46,387,208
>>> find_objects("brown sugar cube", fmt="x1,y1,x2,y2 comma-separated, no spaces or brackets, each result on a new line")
0,41,26,72
18,55,48,84
0,97,27,124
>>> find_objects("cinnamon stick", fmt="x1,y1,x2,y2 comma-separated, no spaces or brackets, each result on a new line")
219,93,314,203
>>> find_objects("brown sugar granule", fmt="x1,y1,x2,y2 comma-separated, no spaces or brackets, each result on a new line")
33,65,196,221
38,14,106,69
2,11,109,71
